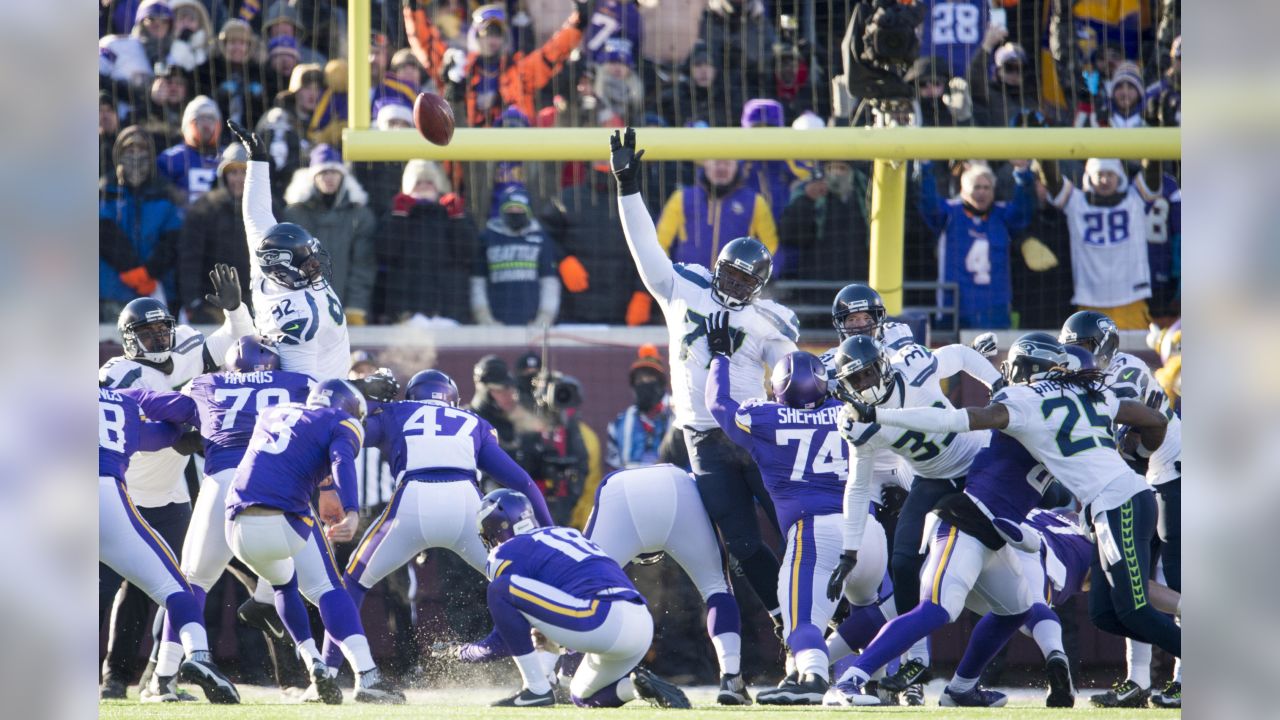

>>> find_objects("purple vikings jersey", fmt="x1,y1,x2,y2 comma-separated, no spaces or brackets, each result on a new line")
963,430,1051,525
1027,508,1093,602
187,370,313,475
585,0,643,66
363,400,555,525
731,397,847,531
487,527,642,603
227,404,363,518
99,388,185,480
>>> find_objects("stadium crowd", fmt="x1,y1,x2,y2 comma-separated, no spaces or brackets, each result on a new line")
100,0,1180,332
98,1,1184,707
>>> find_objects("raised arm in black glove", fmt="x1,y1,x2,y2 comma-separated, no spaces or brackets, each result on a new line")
205,263,243,312
704,310,734,357
226,119,268,162
826,551,858,601
609,127,645,196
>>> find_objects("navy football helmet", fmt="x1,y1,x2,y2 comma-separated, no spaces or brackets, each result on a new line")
1059,310,1119,370
224,335,281,372
1001,332,1067,385
477,489,539,550
306,378,368,421
831,283,888,341
405,369,460,406
711,237,772,309
832,335,894,405
1061,344,1097,372
256,223,330,290
118,297,176,364
771,351,830,410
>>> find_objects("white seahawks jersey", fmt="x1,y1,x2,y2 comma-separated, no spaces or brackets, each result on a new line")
1054,184,1151,307
994,380,1148,513
842,344,987,481
244,160,352,381
661,263,799,430
821,321,918,483
1106,352,1181,485
99,325,210,507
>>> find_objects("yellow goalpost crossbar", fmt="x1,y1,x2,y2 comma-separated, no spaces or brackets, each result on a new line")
344,2,1179,314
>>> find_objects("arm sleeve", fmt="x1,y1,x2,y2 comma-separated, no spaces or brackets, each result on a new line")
619,192,675,302
917,162,949,232
203,305,255,370
242,161,278,263
932,344,1001,388
124,388,198,425
329,424,362,512
842,446,875,551
477,440,554,527
1005,168,1036,232
513,19,583,92
138,421,184,452
750,196,780,254
876,406,972,434
706,355,753,448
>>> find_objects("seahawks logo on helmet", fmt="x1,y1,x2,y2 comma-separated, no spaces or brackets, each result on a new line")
257,248,294,266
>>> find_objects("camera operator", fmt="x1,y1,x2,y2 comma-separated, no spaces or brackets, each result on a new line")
835,0,925,125
526,372,601,527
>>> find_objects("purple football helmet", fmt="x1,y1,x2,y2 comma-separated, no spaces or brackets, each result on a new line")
1061,344,1097,371
224,335,281,372
477,489,539,549
405,369,460,406
771,351,830,410
306,378,368,421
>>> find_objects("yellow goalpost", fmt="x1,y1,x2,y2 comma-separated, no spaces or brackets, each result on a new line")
341,3,1180,315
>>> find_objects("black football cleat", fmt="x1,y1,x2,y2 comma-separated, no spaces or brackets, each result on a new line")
631,666,691,709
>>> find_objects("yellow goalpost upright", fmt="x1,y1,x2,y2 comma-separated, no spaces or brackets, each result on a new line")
341,2,1180,315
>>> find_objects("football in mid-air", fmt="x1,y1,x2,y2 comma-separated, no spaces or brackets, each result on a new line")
413,92,455,147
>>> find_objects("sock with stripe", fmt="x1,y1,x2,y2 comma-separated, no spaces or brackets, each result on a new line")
954,611,1030,681
852,601,949,679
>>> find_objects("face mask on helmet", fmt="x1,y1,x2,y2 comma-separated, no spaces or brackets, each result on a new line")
835,353,893,405
834,309,880,340
1000,341,1066,384
712,264,765,309
124,318,176,363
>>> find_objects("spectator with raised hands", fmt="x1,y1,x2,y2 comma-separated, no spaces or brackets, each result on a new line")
918,157,1037,329
403,0,589,128
700,0,775,102
967,24,1036,128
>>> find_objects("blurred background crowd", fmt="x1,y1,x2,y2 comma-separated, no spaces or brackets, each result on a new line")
98,0,1181,334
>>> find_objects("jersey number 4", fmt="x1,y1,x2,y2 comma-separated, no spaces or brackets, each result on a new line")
1041,393,1116,457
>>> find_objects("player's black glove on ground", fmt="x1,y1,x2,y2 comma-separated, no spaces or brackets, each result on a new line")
705,311,734,357
226,119,268,162
205,263,242,311
609,127,645,195
826,551,858,601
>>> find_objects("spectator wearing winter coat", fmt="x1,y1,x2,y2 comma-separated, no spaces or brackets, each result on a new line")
157,95,223,205
1084,61,1146,129
375,160,473,324
592,40,645,126
178,144,254,322
967,26,1037,128
659,42,743,127
129,62,191,148
169,0,214,70
699,0,775,102
197,19,270,128
404,1,587,128
99,126,183,319
262,0,327,65
606,349,674,471
539,165,647,326
655,158,779,267
100,92,121,183
918,159,1037,328
282,144,377,324
130,0,177,68
471,187,560,327
779,160,870,307
585,0,644,68
1145,36,1180,128
352,103,416,220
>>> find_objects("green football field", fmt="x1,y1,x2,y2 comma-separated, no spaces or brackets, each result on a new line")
99,684,1181,719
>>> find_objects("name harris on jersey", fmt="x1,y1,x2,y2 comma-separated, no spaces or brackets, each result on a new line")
217,370,278,385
